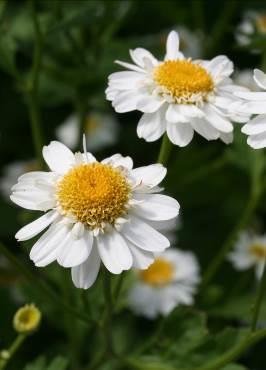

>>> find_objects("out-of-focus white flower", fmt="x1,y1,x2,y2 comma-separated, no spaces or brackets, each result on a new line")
1,160,39,200
10,141,180,289
228,231,266,279
236,69,266,148
128,248,200,318
236,10,266,52
56,112,119,152
106,30,250,147
234,69,262,91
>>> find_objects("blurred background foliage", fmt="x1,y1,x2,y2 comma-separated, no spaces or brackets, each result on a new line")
1,0,266,369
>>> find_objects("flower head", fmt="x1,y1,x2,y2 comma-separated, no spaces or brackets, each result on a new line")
128,248,200,318
56,112,119,151
228,231,266,279
13,304,41,334
106,30,249,147
11,141,180,289
235,69,266,149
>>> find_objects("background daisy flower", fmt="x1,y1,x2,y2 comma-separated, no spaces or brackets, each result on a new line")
10,141,180,289
106,30,249,147
128,248,200,318
228,231,266,280
236,69,266,148
56,112,119,152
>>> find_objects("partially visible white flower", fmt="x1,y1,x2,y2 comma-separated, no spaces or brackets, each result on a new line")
10,141,180,289
235,69,266,148
236,10,266,52
128,248,200,319
1,160,38,200
106,30,249,147
228,231,266,280
56,112,119,152
234,69,262,91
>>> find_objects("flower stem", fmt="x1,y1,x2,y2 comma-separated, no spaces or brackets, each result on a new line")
251,263,266,331
25,0,44,168
157,134,173,166
0,334,26,370
103,268,114,356
0,242,94,325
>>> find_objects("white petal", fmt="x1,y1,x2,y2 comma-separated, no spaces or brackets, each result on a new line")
42,141,75,174
133,194,180,221
203,105,233,133
131,164,166,188
108,71,143,88
57,230,93,268
71,244,101,289
237,101,266,114
136,96,165,113
121,216,170,252
115,60,145,73
102,154,133,169
129,48,158,68
129,243,154,269
205,55,233,80
247,132,266,149
97,230,132,274
15,210,59,241
10,192,55,212
112,90,141,113
190,118,220,140
166,105,188,123
30,224,68,267
220,132,233,144
137,111,166,142
167,122,194,146
254,69,266,90
236,91,266,101
242,115,266,135
165,31,183,60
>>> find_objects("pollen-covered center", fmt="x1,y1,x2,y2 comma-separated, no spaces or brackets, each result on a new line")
140,258,175,286
153,60,214,103
56,163,131,229
249,243,266,259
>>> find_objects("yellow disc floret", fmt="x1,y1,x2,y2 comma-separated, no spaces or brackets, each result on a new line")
140,258,175,286
153,60,214,103
250,243,266,259
13,304,41,334
56,163,131,229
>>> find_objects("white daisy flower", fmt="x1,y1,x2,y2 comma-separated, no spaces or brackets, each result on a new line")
56,112,119,152
1,160,39,200
236,69,266,149
10,141,180,289
106,30,249,147
228,231,266,280
236,10,266,52
128,248,200,319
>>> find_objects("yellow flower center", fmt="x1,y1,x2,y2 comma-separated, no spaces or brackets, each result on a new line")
153,60,214,103
256,15,266,34
140,258,175,286
250,243,266,259
13,304,41,334
56,163,131,229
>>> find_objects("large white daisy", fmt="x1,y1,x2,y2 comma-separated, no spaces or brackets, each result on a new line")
228,231,266,280
106,30,249,147
10,141,180,289
128,248,200,319
235,69,266,149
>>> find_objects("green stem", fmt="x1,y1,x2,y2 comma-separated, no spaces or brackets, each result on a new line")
125,328,266,370
251,263,266,331
103,268,114,356
157,134,173,166
0,334,26,370
0,242,94,325
113,273,125,304
25,0,44,168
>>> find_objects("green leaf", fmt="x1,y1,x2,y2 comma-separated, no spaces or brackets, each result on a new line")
23,356,68,370
46,357,68,370
23,356,46,370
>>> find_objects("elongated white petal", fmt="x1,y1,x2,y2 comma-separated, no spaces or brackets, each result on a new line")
129,48,158,68
137,111,166,142
165,31,184,60
15,210,59,241
166,105,188,123
190,118,220,140
242,115,266,135
235,91,266,101
102,154,133,169
247,132,266,149
131,164,166,188
115,60,145,73
254,69,266,90
121,216,169,252
133,194,180,221
112,90,141,113
167,122,194,146
129,242,154,269
43,141,75,174
71,244,101,289
136,96,165,113
203,105,233,133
